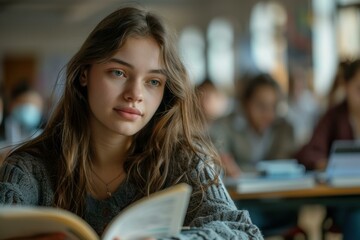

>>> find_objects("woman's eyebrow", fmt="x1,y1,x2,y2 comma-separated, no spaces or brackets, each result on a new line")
109,58,134,68
109,57,168,77
149,69,168,78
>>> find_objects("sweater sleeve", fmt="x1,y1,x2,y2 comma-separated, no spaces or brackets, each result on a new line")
0,153,45,205
162,164,263,240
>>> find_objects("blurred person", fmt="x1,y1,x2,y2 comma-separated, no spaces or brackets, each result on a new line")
327,60,348,108
286,66,321,148
5,81,44,144
210,73,299,235
196,78,229,126
211,73,295,177
295,59,360,240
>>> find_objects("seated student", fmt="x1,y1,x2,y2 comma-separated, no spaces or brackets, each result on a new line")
196,78,229,127
286,65,321,148
211,73,296,177
5,81,44,144
210,73,299,234
295,59,360,240
0,7,263,240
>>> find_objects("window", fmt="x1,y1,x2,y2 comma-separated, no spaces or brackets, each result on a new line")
337,7,360,58
312,0,337,95
178,27,206,85
207,18,234,87
250,1,288,93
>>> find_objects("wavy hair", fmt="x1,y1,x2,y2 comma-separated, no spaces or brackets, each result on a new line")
10,7,220,216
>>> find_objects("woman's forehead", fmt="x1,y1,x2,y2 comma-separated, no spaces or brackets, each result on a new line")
109,37,164,69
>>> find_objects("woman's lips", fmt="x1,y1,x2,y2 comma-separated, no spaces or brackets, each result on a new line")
114,107,143,121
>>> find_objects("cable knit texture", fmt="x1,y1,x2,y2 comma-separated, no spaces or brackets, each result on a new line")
0,152,263,239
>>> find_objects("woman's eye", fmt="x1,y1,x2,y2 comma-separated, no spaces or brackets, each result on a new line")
111,70,125,78
149,79,161,87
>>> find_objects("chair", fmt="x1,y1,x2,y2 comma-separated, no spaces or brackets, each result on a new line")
321,216,342,240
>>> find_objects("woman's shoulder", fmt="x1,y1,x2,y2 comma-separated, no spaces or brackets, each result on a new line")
2,151,50,177
327,100,348,116
0,151,55,205
314,100,348,126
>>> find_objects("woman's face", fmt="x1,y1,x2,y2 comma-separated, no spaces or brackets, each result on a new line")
82,37,167,137
245,86,278,134
346,69,360,113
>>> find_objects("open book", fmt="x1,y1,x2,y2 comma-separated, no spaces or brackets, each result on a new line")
0,183,192,240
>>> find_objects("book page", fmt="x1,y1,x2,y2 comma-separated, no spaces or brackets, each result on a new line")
102,183,192,240
0,207,99,240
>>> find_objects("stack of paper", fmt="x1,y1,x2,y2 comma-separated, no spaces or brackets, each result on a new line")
225,160,315,193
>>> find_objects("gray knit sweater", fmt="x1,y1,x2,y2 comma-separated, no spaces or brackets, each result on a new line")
0,152,263,239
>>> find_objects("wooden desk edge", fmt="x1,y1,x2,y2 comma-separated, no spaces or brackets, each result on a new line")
228,184,360,200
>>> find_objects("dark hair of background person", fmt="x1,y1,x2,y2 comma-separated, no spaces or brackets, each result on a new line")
327,60,350,107
10,80,32,101
344,59,360,83
241,73,281,104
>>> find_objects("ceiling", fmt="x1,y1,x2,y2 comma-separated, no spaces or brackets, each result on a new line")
0,0,251,53
0,0,316,54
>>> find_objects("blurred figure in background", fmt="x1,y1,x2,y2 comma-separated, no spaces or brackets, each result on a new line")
286,65,321,148
5,81,44,144
210,73,299,235
296,59,360,240
211,73,295,177
196,78,229,127
296,59,360,170
327,60,348,109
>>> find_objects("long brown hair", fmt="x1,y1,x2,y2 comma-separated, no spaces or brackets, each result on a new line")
10,7,220,216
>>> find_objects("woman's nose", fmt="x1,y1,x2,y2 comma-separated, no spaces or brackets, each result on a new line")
123,79,143,102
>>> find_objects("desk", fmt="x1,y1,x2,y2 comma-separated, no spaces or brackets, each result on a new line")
228,184,360,239
228,184,360,211
228,184,360,200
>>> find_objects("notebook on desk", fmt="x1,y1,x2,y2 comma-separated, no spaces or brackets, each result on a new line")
224,160,315,193
326,140,360,187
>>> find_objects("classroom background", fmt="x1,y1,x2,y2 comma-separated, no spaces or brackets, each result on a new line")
0,0,360,240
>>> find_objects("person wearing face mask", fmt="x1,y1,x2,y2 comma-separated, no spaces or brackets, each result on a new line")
5,82,44,144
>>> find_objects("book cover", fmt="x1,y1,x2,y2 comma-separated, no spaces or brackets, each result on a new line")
0,183,192,240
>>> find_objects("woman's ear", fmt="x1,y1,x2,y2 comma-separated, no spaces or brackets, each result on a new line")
80,69,88,86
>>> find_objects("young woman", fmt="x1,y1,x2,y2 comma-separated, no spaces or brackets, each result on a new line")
0,7,262,240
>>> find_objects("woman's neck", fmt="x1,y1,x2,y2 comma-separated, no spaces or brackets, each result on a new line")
89,134,130,200
92,135,131,169
90,121,132,169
